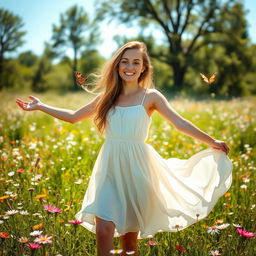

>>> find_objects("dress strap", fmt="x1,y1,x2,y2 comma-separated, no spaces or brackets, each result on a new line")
141,88,147,105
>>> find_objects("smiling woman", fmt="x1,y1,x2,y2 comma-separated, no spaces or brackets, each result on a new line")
16,41,232,256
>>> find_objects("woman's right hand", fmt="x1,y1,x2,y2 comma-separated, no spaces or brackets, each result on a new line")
16,96,42,111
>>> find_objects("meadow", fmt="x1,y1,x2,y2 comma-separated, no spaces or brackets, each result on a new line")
0,91,255,256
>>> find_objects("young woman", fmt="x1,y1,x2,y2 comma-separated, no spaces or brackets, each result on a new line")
16,41,232,256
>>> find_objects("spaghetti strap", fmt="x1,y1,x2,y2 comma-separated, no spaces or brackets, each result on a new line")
141,88,147,105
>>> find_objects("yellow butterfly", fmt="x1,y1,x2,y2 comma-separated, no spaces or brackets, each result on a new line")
74,71,87,86
200,72,217,84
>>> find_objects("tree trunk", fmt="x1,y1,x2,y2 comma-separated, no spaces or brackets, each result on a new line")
171,61,186,92
73,48,78,90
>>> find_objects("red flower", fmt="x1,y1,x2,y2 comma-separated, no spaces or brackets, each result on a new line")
175,245,185,252
17,169,25,173
68,220,83,225
25,243,41,249
236,228,256,238
0,232,9,238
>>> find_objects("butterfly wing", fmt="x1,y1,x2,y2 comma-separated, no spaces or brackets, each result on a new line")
208,72,217,84
74,71,87,85
200,73,209,83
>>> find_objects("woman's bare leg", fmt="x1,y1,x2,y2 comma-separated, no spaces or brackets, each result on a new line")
95,216,116,256
120,231,139,256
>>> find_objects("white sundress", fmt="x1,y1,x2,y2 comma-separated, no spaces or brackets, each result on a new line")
75,88,233,239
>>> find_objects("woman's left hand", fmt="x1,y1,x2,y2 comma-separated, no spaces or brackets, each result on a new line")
209,139,230,155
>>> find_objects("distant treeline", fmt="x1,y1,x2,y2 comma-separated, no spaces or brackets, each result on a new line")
1,0,256,96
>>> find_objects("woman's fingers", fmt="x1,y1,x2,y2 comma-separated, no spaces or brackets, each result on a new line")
29,95,38,102
16,98,31,111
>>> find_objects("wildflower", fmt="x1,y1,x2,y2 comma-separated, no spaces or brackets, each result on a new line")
43,204,62,213
175,244,185,252
207,226,220,235
224,192,231,197
68,220,83,225
214,219,224,225
19,210,29,215
126,251,135,255
147,240,157,246
236,228,256,238
216,223,230,230
30,230,43,236
25,243,41,249
5,210,19,215
8,171,15,176
209,250,221,255
33,223,44,230
0,232,9,238
110,249,123,254
17,169,25,173
0,195,9,201
18,237,28,243
240,184,247,189
34,234,53,244
31,174,42,181
173,224,183,231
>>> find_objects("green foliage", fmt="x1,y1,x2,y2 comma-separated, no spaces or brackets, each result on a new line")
51,5,101,90
96,0,255,95
0,8,26,89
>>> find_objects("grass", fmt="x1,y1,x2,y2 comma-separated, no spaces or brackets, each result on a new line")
0,91,255,256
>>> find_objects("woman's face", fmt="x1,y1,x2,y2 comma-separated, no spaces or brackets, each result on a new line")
118,48,145,85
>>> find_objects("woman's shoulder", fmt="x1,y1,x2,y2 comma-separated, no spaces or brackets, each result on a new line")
146,88,165,100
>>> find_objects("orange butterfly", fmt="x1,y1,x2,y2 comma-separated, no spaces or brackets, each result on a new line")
74,71,87,86
200,72,217,84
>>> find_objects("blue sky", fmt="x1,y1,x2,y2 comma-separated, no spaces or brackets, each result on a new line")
0,0,255,58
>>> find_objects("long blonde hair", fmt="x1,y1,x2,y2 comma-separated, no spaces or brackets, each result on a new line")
83,41,154,134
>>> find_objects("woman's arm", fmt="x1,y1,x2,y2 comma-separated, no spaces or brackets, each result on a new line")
150,89,230,154
16,94,101,123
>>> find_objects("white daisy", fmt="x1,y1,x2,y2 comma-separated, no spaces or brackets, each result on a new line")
30,230,43,236
216,223,230,230
5,210,19,215
19,210,29,215
209,250,221,255
232,223,242,228
207,226,220,235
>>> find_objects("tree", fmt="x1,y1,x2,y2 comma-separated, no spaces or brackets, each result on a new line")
96,0,247,91
51,5,100,90
0,8,25,88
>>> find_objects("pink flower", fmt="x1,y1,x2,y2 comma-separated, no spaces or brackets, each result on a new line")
34,235,52,244
25,243,41,249
17,169,25,173
68,220,83,225
147,240,157,246
236,228,256,238
43,204,62,213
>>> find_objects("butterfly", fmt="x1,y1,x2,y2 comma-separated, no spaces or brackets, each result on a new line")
200,72,217,84
74,71,87,86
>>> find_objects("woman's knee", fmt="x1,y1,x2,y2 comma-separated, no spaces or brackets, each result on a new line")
95,216,115,238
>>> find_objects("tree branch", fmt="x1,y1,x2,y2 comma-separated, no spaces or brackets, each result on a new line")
185,6,215,56
162,0,175,31
144,0,173,50
180,0,194,36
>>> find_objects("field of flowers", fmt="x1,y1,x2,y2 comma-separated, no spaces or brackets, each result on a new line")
0,91,255,256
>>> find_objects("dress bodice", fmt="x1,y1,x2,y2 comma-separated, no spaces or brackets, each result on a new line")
104,105,152,142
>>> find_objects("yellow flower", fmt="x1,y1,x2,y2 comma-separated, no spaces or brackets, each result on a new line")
224,192,231,197
0,195,9,200
35,194,47,200
33,223,44,230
